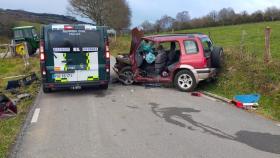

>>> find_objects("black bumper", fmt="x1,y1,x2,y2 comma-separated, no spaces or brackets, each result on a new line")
43,80,109,89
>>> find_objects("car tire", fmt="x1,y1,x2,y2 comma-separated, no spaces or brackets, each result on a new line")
100,84,109,90
119,66,134,85
211,47,224,68
174,70,197,92
43,86,52,93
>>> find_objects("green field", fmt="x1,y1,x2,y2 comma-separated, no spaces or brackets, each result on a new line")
111,21,280,121
0,57,40,158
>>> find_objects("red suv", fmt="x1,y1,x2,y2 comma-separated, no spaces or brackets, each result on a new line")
114,28,223,92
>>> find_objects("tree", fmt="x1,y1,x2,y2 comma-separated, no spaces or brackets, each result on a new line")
264,6,280,21
203,10,219,27
156,15,175,31
218,8,236,25
140,20,154,32
68,0,131,30
251,10,264,22
176,11,191,22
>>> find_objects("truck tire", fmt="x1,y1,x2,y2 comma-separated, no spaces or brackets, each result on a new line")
43,86,52,93
100,84,109,90
174,70,197,92
211,47,224,68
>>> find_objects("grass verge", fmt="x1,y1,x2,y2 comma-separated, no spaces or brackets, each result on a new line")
0,56,40,158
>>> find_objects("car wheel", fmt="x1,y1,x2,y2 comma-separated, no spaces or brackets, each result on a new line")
119,67,134,85
43,86,52,93
211,47,224,68
174,70,197,92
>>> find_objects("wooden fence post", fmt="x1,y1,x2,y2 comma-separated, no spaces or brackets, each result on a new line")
264,27,271,63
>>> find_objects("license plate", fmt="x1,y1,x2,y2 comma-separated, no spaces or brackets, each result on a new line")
53,73,73,79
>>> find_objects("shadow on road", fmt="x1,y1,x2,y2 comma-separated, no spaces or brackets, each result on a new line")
151,104,280,154
45,87,113,98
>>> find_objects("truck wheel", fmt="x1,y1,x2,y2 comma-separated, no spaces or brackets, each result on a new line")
174,70,197,92
211,47,224,68
43,86,52,93
100,84,109,90
119,67,134,85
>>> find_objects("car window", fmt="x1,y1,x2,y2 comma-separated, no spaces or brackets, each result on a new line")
159,41,180,51
200,37,213,52
184,40,199,54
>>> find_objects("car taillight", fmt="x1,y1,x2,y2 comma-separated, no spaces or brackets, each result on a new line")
40,40,45,61
105,41,110,59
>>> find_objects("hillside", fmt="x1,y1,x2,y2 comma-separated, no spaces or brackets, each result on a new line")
111,21,280,121
0,9,86,42
0,9,82,24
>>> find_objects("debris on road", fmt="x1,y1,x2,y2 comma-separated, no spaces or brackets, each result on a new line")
144,83,161,89
0,93,17,119
191,92,202,97
232,94,260,110
6,72,38,90
202,91,261,110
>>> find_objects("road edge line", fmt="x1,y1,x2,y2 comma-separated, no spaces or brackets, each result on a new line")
31,108,40,123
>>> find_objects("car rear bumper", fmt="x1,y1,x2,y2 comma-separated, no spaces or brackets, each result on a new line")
195,68,217,82
43,80,109,89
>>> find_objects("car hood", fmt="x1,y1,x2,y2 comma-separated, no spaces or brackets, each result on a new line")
130,27,144,54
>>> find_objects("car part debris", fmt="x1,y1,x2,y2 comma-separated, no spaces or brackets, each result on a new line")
12,93,32,105
233,94,260,110
0,94,17,118
6,72,38,90
144,83,161,88
191,92,202,97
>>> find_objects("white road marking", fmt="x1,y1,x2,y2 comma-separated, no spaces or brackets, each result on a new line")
276,124,280,127
31,108,40,123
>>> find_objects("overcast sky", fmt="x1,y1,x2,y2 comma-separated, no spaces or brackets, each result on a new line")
1,0,280,27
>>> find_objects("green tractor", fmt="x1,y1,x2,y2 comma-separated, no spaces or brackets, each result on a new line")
12,26,39,55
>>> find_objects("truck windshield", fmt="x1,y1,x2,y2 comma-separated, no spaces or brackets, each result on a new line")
14,30,24,39
48,30,102,50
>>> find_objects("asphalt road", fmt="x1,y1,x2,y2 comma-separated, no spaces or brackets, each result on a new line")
12,58,280,158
